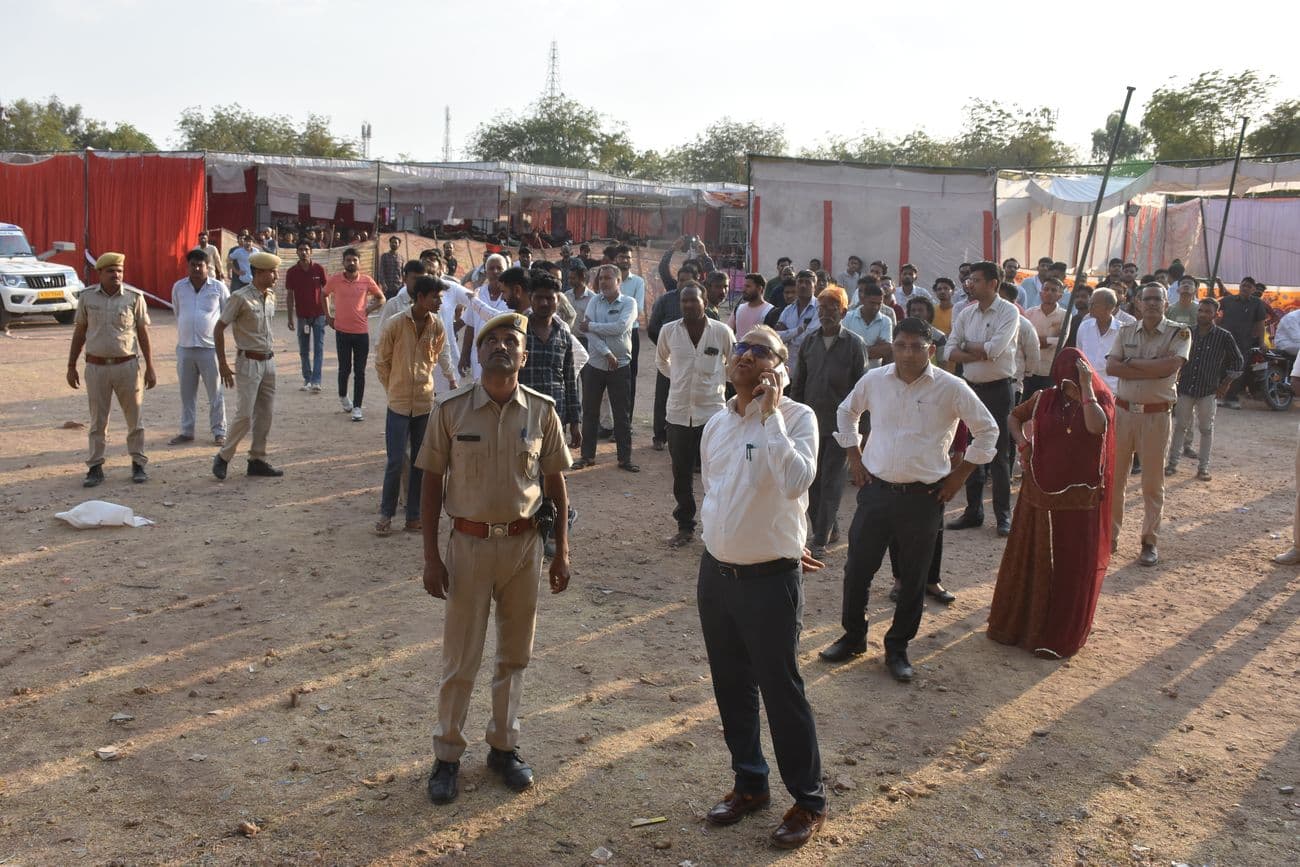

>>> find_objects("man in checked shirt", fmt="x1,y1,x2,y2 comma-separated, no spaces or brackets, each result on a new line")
1164,296,1242,482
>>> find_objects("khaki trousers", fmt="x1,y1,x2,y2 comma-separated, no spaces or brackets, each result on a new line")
434,528,542,762
218,356,276,462
1111,409,1172,546
85,358,145,468
1293,428,1300,546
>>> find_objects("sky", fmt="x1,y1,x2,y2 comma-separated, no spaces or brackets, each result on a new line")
6,0,1298,165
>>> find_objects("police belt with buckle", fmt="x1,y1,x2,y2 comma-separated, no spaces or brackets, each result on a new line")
238,349,275,361
85,354,136,365
453,516,535,539
1116,399,1171,413
704,552,799,580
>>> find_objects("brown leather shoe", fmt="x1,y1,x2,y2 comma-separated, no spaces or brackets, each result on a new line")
705,790,770,826
770,804,826,849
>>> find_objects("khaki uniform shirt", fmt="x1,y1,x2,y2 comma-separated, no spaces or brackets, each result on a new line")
415,383,573,524
75,285,150,358
1108,317,1192,404
220,286,276,354
375,309,448,417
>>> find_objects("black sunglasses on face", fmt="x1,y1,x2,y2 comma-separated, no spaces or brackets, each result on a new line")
733,342,777,360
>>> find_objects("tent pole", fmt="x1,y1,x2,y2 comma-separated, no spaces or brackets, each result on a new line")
1198,197,1213,283
745,155,753,270
1209,117,1249,297
1056,85,1135,365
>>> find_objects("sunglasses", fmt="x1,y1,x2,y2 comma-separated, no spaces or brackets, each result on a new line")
733,342,778,360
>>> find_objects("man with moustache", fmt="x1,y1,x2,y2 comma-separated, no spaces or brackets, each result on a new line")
324,247,385,421
285,239,329,392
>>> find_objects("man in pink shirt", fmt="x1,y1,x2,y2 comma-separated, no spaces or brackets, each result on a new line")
324,247,385,421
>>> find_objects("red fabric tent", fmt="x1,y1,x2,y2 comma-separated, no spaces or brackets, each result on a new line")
86,153,206,304
0,155,85,273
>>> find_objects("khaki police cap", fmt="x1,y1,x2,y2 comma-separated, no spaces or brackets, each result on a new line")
248,251,282,270
475,311,528,347
95,252,125,269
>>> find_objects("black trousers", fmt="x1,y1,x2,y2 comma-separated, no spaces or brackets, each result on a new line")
962,378,1013,524
842,480,943,654
807,436,847,548
580,365,632,463
653,371,671,443
697,552,826,813
1023,374,1053,401
888,527,944,586
629,328,641,417
336,331,369,407
666,422,704,531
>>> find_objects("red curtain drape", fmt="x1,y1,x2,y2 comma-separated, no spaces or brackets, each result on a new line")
0,155,86,274
87,153,205,305
206,168,257,233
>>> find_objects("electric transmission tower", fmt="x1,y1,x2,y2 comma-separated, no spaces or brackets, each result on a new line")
544,41,561,99
443,106,451,161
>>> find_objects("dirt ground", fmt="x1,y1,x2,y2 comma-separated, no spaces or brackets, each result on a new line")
1,309,1298,867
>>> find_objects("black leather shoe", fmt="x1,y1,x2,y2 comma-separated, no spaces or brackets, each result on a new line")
996,520,1012,537
705,789,770,826
83,465,105,488
487,747,534,791
427,760,459,804
212,454,228,480
885,653,914,682
818,635,866,662
247,459,284,477
926,585,956,604
617,461,640,473
168,434,194,445
946,514,983,531
131,462,148,483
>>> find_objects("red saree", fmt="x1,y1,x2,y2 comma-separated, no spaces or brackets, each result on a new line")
987,348,1116,658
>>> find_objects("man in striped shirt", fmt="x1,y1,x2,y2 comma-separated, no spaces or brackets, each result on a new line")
1165,297,1243,482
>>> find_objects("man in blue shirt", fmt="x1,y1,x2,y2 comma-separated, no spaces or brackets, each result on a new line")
614,245,646,419
575,264,639,472
843,282,893,369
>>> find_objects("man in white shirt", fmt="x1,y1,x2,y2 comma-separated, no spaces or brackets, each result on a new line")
227,232,255,290
1275,307,1300,358
457,254,509,382
819,318,997,681
893,263,935,309
729,272,774,341
774,270,818,373
835,255,864,295
1019,257,1053,310
945,261,1022,536
575,264,639,471
170,249,229,445
696,324,827,850
613,245,647,417
657,284,735,548
1077,288,1125,394
1023,277,1066,398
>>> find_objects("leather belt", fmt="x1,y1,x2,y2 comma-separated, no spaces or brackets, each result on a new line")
1116,399,1171,413
452,516,534,539
705,553,799,580
85,354,135,365
870,478,939,494
969,378,1013,389
238,349,275,361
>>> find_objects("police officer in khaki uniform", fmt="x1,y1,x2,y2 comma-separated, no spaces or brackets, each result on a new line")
1106,283,1191,566
417,311,572,806
212,251,283,479
67,252,157,487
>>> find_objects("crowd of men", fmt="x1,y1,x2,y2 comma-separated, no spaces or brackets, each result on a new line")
62,230,1293,850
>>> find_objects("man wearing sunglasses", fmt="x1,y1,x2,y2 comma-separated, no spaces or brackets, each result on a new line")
1106,283,1191,567
820,318,997,683
696,325,828,849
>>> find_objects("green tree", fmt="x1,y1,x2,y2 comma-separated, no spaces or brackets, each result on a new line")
953,99,1076,168
1246,99,1300,155
468,95,636,172
1140,70,1274,161
0,95,157,151
804,130,956,166
1090,111,1148,162
664,119,787,183
177,105,357,157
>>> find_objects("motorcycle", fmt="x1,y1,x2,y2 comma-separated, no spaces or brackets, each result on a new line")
1250,348,1294,411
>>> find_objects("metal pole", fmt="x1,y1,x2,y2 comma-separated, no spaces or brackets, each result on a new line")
745,155,753,271
1198,197,1213,281
1208,117,1249,296
1056,86,1136,364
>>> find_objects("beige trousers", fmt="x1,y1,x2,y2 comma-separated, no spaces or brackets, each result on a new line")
218,356,276,462
1293,428,1300,546
434,528,542,762
1111,409,1172,546
85,359,145,467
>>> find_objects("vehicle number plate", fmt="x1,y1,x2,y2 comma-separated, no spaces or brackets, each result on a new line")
37,290,65,300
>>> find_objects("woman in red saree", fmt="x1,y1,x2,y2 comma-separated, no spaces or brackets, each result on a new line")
987,347,1116,658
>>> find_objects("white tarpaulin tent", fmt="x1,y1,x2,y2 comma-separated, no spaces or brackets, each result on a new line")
749,156,996,282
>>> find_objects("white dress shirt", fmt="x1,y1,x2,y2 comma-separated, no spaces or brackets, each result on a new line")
1275,309,1300,356
1013,314,1041,388
835,362,998,484
172,276,229,349
947,296,1021,382
700,397,818,565
656,317,735,427
1077,316,1123,393
1025,305,1065,377
462,285,510,380
894,284,936,308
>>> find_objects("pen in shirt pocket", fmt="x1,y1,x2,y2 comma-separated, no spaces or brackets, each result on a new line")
745,443,754,461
